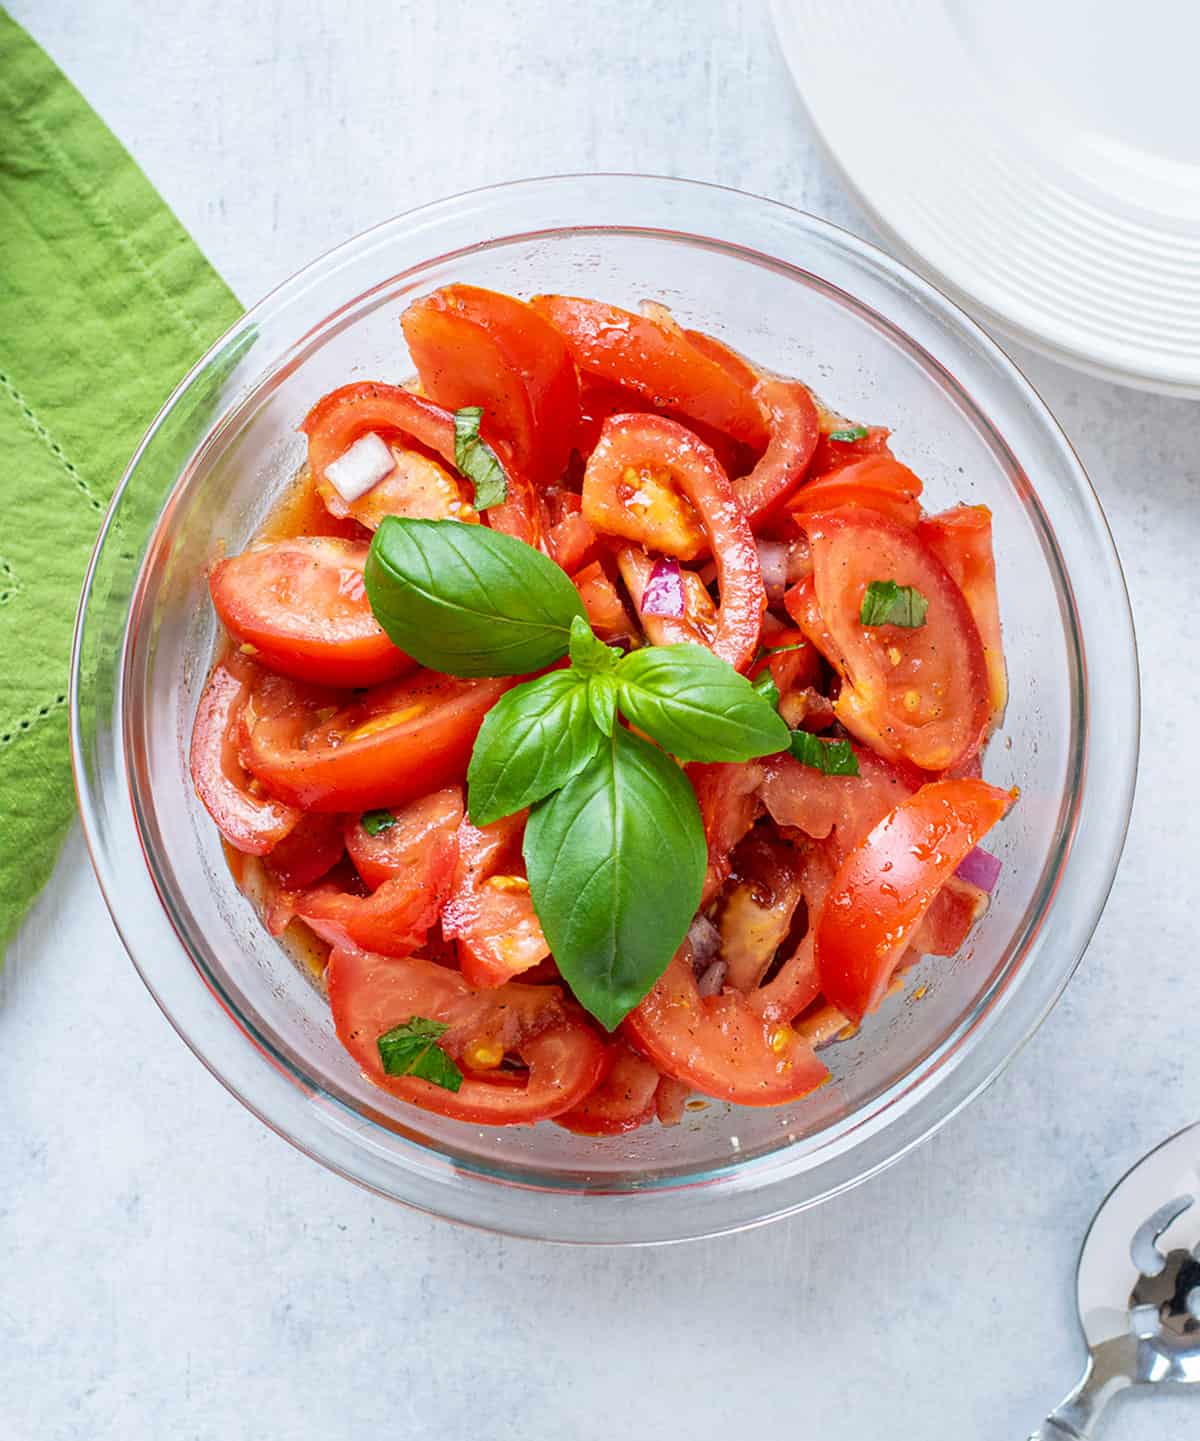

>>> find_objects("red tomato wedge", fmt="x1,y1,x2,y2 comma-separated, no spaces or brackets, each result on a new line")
327,948,607,1124
583,414,766,670
732,379,820,526
572,560,637,644
210,537,414,687
687,761,764,905
296,805,460,956
918,505,1008,727
682,328,760,390
624,946,828,1106
759,744,919,859
302,382,456,489
816,778,1014,1020
441,814,551,987
796,510,990,771
345,788,464,891
263,812,345,890
239,669,510,812
806,423,893,479
531,294,769,450
554,1040,661,1136
402,284,580,488
789,455,923,530
190,655,301,854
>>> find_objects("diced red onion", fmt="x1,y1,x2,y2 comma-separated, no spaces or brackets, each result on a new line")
324,431,396,503
956,846,1001,893
687,913,722,964
696,960,727,997
756,539,789,606
641,556,686,618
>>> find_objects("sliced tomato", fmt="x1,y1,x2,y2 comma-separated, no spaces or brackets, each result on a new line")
295,805,460,955
747,841,838,1024
584,415,765,670
302,382,456,498
336,447,479,533
918,505,1007,728
789,455,923,530
190,654,301,854
795,510,990,771
912,874,989,957
654,1074,692,1127
402,284,580,488
239,668,510,812
263,812,346,889
815,778,1014,1020
572,560,637,644
327,948,607,1125
718,830,807,992
441,813,551,987
732,379,820,526
545,490,600,573
617,546,718,653
759,744,919,859
624,946,828,1106
345,788,464,891
681,328,760,390
209,537,414,687
748,625,827,729
806,422,893,479
532,294,769,450
687,761,764,905
554,1040,661,1136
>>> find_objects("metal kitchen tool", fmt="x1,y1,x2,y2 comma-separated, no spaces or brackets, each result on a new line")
1030,1122,1200,1437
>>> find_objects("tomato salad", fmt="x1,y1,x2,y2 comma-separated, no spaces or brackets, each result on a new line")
192,284,1014,1134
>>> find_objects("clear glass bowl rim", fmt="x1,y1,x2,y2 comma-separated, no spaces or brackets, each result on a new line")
70,174,1139,1244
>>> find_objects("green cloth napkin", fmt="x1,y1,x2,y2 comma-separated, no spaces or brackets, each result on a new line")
0,9,242,955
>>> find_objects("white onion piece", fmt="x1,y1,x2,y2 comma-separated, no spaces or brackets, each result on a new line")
756,539,789,606
688,914,722,964
696,960,727,997
324,432,396,503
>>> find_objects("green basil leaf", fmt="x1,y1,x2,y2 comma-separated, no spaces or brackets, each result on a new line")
524,727,706,1030
828,425,868,442
790,729,860,777
360,809,396,836
377,1017,464,1092
453,406,507,510
568,613,620,676
365,517,586,676
467,670,602,826
587,674,618,735
752,670,780,710
614,643,790,762
859,579,928,628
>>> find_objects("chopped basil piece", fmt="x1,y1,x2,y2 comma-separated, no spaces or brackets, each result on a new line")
361,809,396,836
828,425,868,442
751,669,780,710
377,1017,464,1092
790,729,860,777
453,406,508,510
860,579,928,628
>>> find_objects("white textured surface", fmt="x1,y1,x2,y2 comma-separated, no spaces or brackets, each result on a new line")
3,4,1199,1438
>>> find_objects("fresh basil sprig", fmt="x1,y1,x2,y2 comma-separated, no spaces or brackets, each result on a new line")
524,726,707,1031
453,406,507,510
860,579,928,628
377,1017,464,1092
364,520,790,1029
364,517,586,676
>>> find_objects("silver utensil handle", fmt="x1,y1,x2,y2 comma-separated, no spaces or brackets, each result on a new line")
1028,1353,1129,1439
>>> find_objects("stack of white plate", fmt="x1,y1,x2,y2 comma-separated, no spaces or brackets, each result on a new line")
772,0,1200,395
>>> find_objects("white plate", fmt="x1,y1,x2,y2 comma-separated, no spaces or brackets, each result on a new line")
772,0,1200,395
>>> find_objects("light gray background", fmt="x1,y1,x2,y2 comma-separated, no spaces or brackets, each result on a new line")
3,3,1198,1438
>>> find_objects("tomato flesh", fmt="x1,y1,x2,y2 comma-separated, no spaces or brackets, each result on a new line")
532,294,769,450
789,456,923,530
572,560,637,645
624,947,828,1106
797,510,990,771
441,814,551,987
239,668,510,812
816,778,1014,1020
687,761,764,906
263,812,345,890
402,284,580,489
328,948,607,1124
210,537,414,687
554,1040,661,1136
732,379,820,525
345,788,464,891
190,655,301,854
806,422,892,479
584,414,766,671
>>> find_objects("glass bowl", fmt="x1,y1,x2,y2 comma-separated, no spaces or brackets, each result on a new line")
70,175,1138,1244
